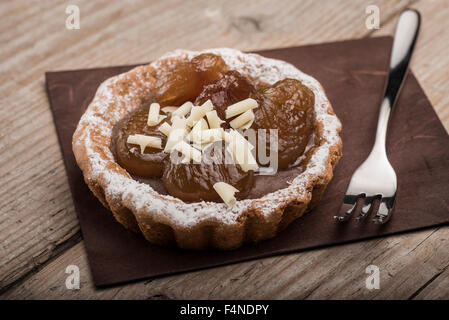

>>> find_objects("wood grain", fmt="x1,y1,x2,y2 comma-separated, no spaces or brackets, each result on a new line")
0,0,448,299
2,227,448,299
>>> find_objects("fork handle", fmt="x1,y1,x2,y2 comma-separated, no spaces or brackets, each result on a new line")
373,9,421,154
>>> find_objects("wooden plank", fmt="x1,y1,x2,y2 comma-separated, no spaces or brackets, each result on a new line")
414,266,449,299
2,227,448,299
2,0,448,299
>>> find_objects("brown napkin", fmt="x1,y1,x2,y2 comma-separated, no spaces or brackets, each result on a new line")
46,36,449,287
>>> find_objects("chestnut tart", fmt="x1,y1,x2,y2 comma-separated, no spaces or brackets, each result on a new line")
72,48,342,250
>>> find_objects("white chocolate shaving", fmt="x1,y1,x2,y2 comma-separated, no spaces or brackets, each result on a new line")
201,99,214,111
197,128,224,144
206,110,225,129
213,182,239,207
225,98,258,119
240,117,254,130
158,122,172,136
229,109,255,129
173,141,202,163
227,139,258,172
147,103,163,126
127,134,162,153
189,118,208,142
164,128,187,152
171,101,193,118
196,142,214,151
171,116,188,129
195,117,209,131
161,106,178,114
224,129,254,150
186,100,214,127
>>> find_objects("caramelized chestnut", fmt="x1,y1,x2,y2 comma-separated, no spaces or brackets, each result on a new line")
253,78,315,169
162,142,254,202
194,70,256,122
154,53,228,106
114,104,167,178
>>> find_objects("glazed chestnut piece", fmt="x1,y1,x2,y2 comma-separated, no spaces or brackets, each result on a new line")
253,78,315,169
114,103,167,178
192,53,228,84
154,53,228,106
162,142,254,202
195,70,257,123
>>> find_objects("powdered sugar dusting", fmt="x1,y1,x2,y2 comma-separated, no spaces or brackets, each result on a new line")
73,48,341,227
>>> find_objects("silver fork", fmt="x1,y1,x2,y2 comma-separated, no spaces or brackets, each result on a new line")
334,9,421,224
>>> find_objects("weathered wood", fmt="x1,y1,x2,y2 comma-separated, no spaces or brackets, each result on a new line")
414,266,449,299
2,227,448,299
1,0,448,299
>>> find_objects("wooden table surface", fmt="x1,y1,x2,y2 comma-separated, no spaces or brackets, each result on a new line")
0,0,448,300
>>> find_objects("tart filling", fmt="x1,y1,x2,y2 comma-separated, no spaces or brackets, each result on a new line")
112,53,317,204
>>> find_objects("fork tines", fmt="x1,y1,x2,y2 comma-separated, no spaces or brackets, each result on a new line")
334,193,396,224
